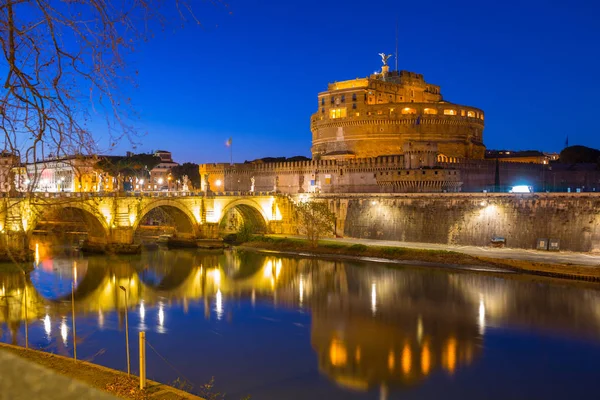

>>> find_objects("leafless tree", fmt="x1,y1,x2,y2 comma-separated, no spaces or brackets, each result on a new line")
0,0,225,169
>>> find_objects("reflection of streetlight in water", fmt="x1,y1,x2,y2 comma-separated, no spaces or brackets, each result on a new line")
44,315,51,337
215,290,223,320
60,317,68,345
157,302,165,333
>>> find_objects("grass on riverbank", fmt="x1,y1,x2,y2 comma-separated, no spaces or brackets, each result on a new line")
242,236,600,281
244,236,487,265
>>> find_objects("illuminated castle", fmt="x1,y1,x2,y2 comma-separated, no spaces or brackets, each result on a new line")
311,59,485,160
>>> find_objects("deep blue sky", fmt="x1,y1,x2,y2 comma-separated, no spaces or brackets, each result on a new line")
103,0,600,164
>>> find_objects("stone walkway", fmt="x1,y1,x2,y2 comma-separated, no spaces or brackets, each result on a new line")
270,235,600,267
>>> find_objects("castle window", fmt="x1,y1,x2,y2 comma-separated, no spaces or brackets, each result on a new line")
352,103,357,109
331,97,335,104
321,108,324,114
321,98,324,106
401,107,416,114
467,111,475,117
423,108,437,115
480,114,485,120
444,109,457,116
329,108,347,119
377,110,383,115
355,112,360,116
341,95,345,103
460,110,466,116
352,93,357,102
411,90,415,97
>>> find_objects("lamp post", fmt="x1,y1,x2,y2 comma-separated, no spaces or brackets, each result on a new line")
119,285,131,376
22,271,28,349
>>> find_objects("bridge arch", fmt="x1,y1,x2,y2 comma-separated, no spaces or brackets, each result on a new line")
29,202,110,243
134,199,197,237
219,199,269,234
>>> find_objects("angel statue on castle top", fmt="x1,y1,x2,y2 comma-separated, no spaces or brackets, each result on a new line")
378,53,392,66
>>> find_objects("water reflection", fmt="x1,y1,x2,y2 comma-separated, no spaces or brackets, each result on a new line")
1,249,600,398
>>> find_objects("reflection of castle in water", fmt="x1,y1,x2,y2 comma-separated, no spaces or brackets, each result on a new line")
2,250,600,392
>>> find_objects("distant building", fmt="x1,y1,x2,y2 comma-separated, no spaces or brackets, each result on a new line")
149,150,178,190
485,150,559,165
18,155,101,192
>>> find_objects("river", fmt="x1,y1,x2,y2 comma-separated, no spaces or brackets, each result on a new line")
1,248,600,399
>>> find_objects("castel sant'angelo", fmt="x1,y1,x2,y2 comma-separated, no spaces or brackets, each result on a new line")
311,56,485,161
200,55,574,194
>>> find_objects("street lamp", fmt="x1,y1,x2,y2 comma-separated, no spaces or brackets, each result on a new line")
119,285,131,376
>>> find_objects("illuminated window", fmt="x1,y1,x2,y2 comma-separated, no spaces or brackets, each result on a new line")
355,112,360,116
329,108,347,119
401,107,416,114
423,108,437,115
460,110,466,116
467,111,475,117
377,110,383,115
480,114,484,120
444,109,457,116
352,93,357,102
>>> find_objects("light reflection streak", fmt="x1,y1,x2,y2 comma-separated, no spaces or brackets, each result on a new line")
60,318,68,345
43,315,51,337
140,301,146,322
157,302,165,333
371,283,377,315
478,296,486,335
299,276,304,305
215,290,223,320
98,310,104,329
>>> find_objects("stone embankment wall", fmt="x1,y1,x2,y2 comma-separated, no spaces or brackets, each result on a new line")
320,193,600,252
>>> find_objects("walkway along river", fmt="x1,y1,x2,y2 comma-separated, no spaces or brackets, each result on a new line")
1,248,600,399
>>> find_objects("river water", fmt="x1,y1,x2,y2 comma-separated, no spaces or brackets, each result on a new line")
1,248,600,399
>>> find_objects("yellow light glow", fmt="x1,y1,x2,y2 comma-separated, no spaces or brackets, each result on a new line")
444,337,457,374
421,343,431,375
355,347,361,362
215,179,222,187
129,213,136,226
263,260,273,278
401,343,412,375
388,350,395,371
211,269,221,285
35,243,39,265
192,206,201,223
329,339,348,367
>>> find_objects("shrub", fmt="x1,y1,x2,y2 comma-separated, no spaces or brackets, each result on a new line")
348,244,368,252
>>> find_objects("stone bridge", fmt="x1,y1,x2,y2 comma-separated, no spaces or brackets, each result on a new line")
0,191,296,253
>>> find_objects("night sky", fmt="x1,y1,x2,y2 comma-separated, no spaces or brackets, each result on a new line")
103,0,600,164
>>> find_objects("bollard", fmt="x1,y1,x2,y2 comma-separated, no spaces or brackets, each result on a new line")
139,332,146,390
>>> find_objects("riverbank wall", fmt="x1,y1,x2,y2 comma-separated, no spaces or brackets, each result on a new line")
315,193,600,252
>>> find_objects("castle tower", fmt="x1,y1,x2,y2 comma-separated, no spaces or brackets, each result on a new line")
310,56,485,160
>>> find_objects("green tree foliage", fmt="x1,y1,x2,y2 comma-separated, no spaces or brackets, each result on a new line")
171,162,201,189
295,201,336,247
559,145,600,164
96,153,161,178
